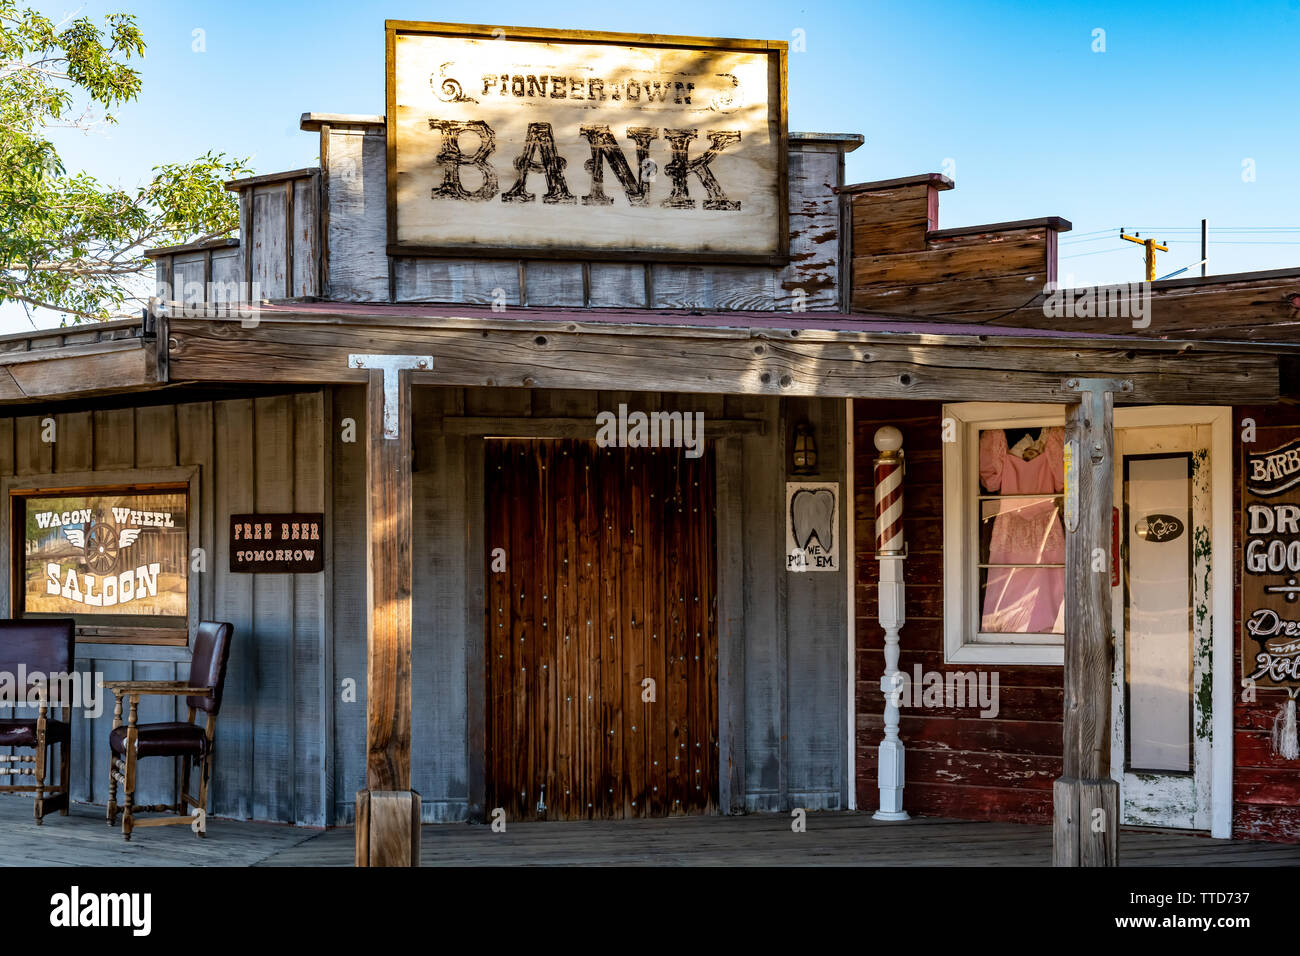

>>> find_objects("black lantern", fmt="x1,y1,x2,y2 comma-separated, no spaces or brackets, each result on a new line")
792,422,817,475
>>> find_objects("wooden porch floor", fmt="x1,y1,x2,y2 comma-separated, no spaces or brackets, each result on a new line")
2,799,1298,866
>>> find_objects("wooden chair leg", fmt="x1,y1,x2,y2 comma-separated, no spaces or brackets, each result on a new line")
177,756,190,815
195,750,212,838
106,755,119,825
33,738,46,824
121,696,137,841
122,749,136,842
59,739,70,815
107,693,122,825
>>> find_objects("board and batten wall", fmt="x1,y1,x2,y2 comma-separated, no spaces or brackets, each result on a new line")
0,386,850,826
0,395,331,826
330,386,851,823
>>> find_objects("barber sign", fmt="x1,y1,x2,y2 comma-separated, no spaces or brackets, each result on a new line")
1243,435,1300,688
386,21,788,263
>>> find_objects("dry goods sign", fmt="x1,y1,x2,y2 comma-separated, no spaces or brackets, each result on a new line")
386,21,788,263
1243,436,1300,688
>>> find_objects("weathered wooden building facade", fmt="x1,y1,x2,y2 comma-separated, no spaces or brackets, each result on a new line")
4,21,1300,864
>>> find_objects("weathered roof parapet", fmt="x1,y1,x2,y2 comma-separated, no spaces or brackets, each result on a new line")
839,169,1300,342
146,166,324,307
928,217,1073,240
789,131,864,152
205,113,868,312
837,173,953,259
143,237,239,259
299,112,384,131
837,171,1068,321
997,265,1300,341
836,172,954,195
218,167,322,302
144,239,243,318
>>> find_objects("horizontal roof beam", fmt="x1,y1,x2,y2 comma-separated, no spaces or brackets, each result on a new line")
163,315,1277,405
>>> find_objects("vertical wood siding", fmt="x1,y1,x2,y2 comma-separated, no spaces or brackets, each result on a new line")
0,387,850,826
0,395,329,825
329,386,368,822
361,389,848,823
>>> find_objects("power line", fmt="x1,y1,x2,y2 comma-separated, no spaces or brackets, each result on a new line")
1059,236,1119,246
1060,247,1132,259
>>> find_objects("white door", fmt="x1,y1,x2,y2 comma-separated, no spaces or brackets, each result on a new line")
1110,424,1212,830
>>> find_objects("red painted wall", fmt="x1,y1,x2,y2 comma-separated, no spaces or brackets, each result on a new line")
853,400,1063,825
852,399,1300,841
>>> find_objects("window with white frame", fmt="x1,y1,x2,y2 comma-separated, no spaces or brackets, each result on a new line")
943,403,1068,665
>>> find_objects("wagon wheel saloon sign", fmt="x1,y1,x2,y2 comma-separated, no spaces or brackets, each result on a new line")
386,21,789,263
1243,436,1300,689
23,490,187,617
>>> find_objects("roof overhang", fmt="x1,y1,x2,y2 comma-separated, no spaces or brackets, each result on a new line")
156,302,1282,406
0,318,163,408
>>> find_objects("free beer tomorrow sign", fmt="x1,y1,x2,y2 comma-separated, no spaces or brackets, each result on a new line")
23,491,187,618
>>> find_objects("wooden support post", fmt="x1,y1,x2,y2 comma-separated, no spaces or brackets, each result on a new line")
1054,377,1130,866
350,353,431,867
355,790,421,867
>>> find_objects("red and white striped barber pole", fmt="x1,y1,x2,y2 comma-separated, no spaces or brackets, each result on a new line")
873,426,909,820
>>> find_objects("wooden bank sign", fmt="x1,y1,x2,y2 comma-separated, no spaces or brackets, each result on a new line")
386,21,789,263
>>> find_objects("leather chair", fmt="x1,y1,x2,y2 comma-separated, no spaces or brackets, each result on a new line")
105,621,233,840
0,618,75,822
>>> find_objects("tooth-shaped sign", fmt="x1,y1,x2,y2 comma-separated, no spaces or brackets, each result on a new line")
790,487,836,554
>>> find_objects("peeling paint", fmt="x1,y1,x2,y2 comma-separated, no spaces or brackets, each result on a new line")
1192,448,1214,741
1197,669,1214,739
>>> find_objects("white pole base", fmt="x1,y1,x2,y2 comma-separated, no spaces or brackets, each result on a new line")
873,809,910,821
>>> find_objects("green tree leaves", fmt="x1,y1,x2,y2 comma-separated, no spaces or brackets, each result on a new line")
0,2,251,322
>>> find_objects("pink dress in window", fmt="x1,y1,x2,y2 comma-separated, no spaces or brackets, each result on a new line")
979,427,1066,633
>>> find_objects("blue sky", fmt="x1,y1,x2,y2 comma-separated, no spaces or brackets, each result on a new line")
8,0,1300,330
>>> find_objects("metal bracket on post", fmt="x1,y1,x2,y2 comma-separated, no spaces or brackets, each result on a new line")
1064,377,1133,415
1062,378,1132,533
348,354,433,439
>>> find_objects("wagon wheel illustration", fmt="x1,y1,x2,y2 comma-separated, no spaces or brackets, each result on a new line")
84,520,119,574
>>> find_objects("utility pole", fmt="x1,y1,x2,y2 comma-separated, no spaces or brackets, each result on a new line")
1119,228,1169,281
1154,220,1210,282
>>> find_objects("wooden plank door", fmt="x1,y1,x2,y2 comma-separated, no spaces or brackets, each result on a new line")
485,439,718,820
